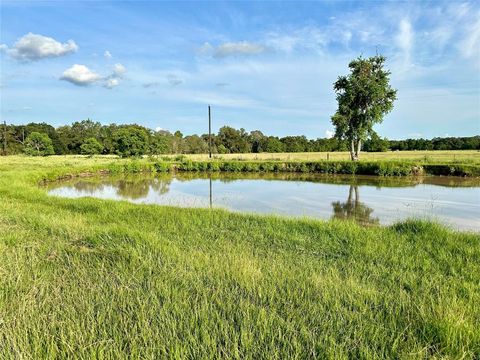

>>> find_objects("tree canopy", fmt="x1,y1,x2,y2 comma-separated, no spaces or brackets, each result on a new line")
332,55,397,160
80,137,104,156
0,120,477,157
113,127,150,157
24,132,55,156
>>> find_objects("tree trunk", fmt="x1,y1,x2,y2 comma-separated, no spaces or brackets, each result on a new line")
355,139,362,160
350,139,356,161
348,185,354,203
353,185,359,203
350,138,360,161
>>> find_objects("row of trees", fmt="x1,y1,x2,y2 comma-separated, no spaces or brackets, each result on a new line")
1,120,478,157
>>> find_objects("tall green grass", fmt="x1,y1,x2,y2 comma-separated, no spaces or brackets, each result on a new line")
177,160,480,177
0,156,479,358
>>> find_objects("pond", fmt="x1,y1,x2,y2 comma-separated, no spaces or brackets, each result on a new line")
47,173,480,231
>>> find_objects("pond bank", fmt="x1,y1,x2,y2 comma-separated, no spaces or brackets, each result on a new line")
46,172,480,231
38,159,480,184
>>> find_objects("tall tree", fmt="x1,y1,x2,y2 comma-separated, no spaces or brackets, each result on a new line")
113,127,149,157
80,137,104,156
331,55,397,161
24,132,55,156
249,130,266,153
217,126,251,153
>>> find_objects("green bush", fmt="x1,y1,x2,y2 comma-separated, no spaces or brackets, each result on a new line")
175,155,187,162
124,161,153,173
423,164,480,177
24,132,55,156
125,159,480,177
80,138,103,156
222,162,245,172
243,162,260,172
178,160,199,171
259,162,276,172
153,162,171,172
208,162,221,171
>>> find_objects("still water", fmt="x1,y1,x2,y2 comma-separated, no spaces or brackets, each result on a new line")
47,173,480,231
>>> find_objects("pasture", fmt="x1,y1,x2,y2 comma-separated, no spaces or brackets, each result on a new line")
0,155,479,358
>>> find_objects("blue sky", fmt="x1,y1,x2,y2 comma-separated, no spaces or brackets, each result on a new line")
1,0,479,139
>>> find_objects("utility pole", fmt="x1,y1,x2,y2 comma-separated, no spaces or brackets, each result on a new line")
2,121,6,156
209,175,212,208
208,105,212,158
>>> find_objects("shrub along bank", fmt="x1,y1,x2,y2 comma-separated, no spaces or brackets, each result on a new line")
39,159,480,183
175,160,480,177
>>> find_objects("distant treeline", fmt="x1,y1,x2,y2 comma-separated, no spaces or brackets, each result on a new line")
1,120,479,156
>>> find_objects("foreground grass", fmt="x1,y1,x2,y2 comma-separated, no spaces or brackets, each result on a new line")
0,156,479,358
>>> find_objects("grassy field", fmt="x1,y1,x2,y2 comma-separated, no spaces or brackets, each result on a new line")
1,156,479,358
185,150,480,163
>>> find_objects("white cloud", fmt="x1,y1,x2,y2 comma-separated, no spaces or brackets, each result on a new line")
60,64,101,86
325,130,334,139
104,50,112,59
102,63,127,88
104,78,119,89
113,63,126,76
211,41,266,58
395,19,414,68
264,26,328,54
197,42,214,55
155,126,164,132
428,26,453,49
397,19,413,51
5,33,78,61
60,63,126,89
459,17,480,59
264,33,298,53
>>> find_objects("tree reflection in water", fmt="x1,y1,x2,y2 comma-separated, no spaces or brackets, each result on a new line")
331,185,379,226
73,181,106,194
116,176,172,200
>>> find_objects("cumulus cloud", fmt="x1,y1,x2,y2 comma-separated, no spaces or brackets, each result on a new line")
325,130,334,139
104,50,112,59
102,63,126,88
104,78,119,89
61,62,127,88
4,33,78,61
113,63,126,76
60,64,101,86
155,126,164,132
